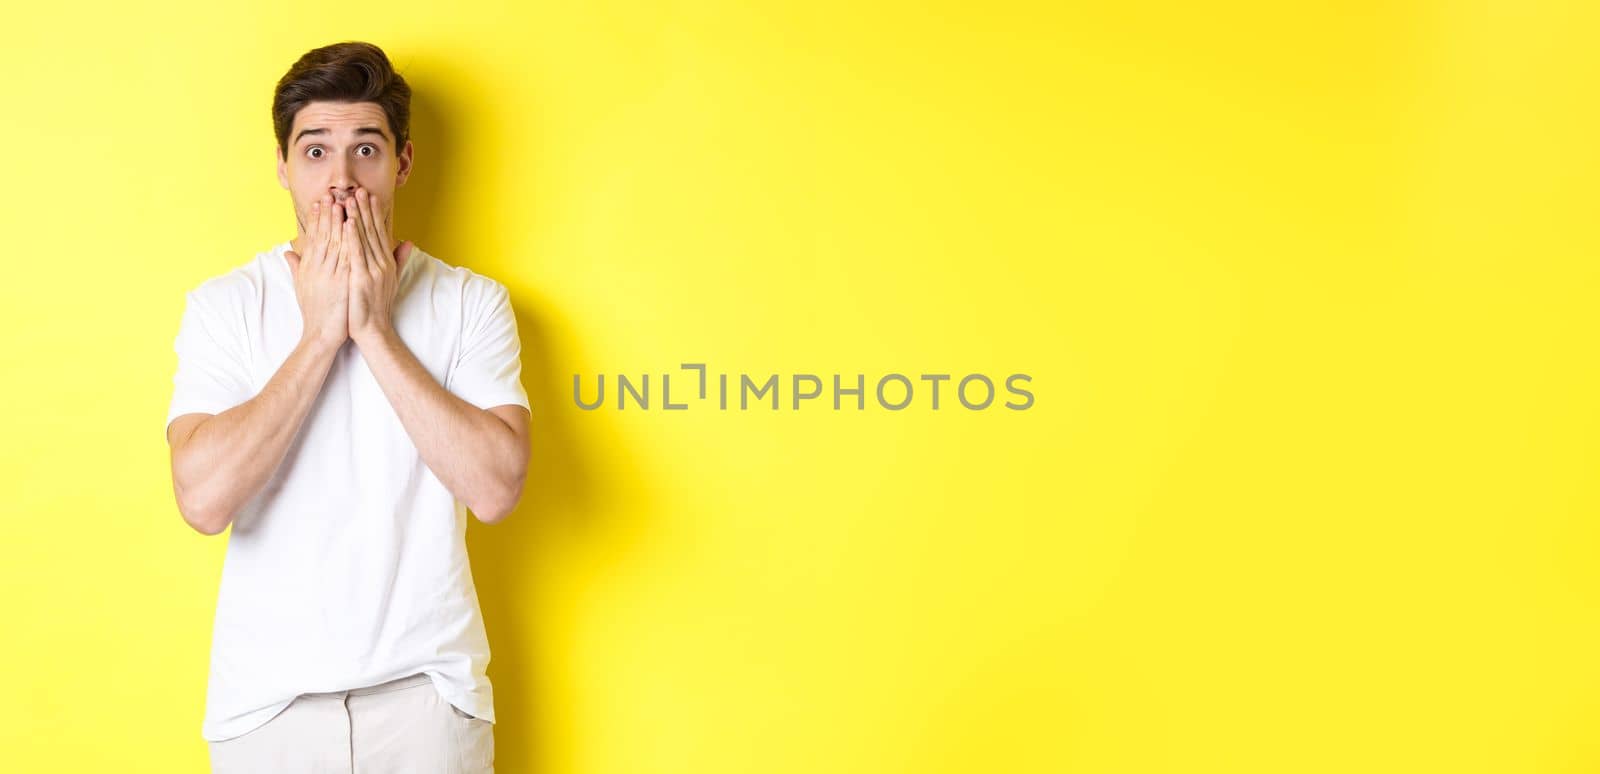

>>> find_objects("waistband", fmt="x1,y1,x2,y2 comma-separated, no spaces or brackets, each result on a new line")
298,672,433,700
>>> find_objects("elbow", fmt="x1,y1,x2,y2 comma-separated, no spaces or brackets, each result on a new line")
180,505,230,536
472,475,526,526
473,508,510,526
175,490,231,536
471,502,513,525
171,445,232,536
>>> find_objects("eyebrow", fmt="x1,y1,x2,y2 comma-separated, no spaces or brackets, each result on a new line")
294,126,390,145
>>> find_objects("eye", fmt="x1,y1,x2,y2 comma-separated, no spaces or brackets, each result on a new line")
306,146,324,160
358,144,377,158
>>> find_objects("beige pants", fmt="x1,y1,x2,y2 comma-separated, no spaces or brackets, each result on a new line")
208,673,494,773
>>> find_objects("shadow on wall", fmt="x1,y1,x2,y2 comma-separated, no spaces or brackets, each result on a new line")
396,67,658,772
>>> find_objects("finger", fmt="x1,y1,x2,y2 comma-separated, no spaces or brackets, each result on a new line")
316,197,332,268
329,202,346,269
290,203,308,274
307,199,319,251
380,197,400,264
355,189,385,271
358,192,380,273
373,191,396,261
343,211,362,274
334,228,349,277
349,195,371,272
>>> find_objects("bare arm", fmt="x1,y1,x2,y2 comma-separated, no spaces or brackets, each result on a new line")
354,325,530,524
167,336,342,536
341,185,531,524
168,193,352,536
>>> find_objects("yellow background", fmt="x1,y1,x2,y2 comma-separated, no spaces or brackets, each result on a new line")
3,1,1598,771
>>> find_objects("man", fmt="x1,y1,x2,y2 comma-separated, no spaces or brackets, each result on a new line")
165,41,526,772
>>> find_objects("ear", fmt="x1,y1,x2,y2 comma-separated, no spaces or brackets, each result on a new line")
276,144,289,189
395,140,414,187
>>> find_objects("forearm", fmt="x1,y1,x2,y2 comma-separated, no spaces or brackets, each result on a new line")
355,326,525,522
171,336,341,533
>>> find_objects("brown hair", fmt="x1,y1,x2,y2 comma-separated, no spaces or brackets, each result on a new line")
272,41,411,159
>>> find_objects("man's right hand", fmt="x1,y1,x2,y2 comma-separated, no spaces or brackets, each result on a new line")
284,194,351,349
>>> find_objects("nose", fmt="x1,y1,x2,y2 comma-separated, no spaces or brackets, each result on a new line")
329,159,357,202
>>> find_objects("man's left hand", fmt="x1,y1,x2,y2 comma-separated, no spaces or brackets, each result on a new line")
344,186,415,343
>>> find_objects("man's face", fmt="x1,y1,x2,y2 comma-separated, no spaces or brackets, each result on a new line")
276,100,413,237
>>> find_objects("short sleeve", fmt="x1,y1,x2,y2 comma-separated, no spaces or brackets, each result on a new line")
448,281,531,412
166,289,255,431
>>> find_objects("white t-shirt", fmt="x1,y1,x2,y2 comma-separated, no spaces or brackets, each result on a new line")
166,239,530,742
